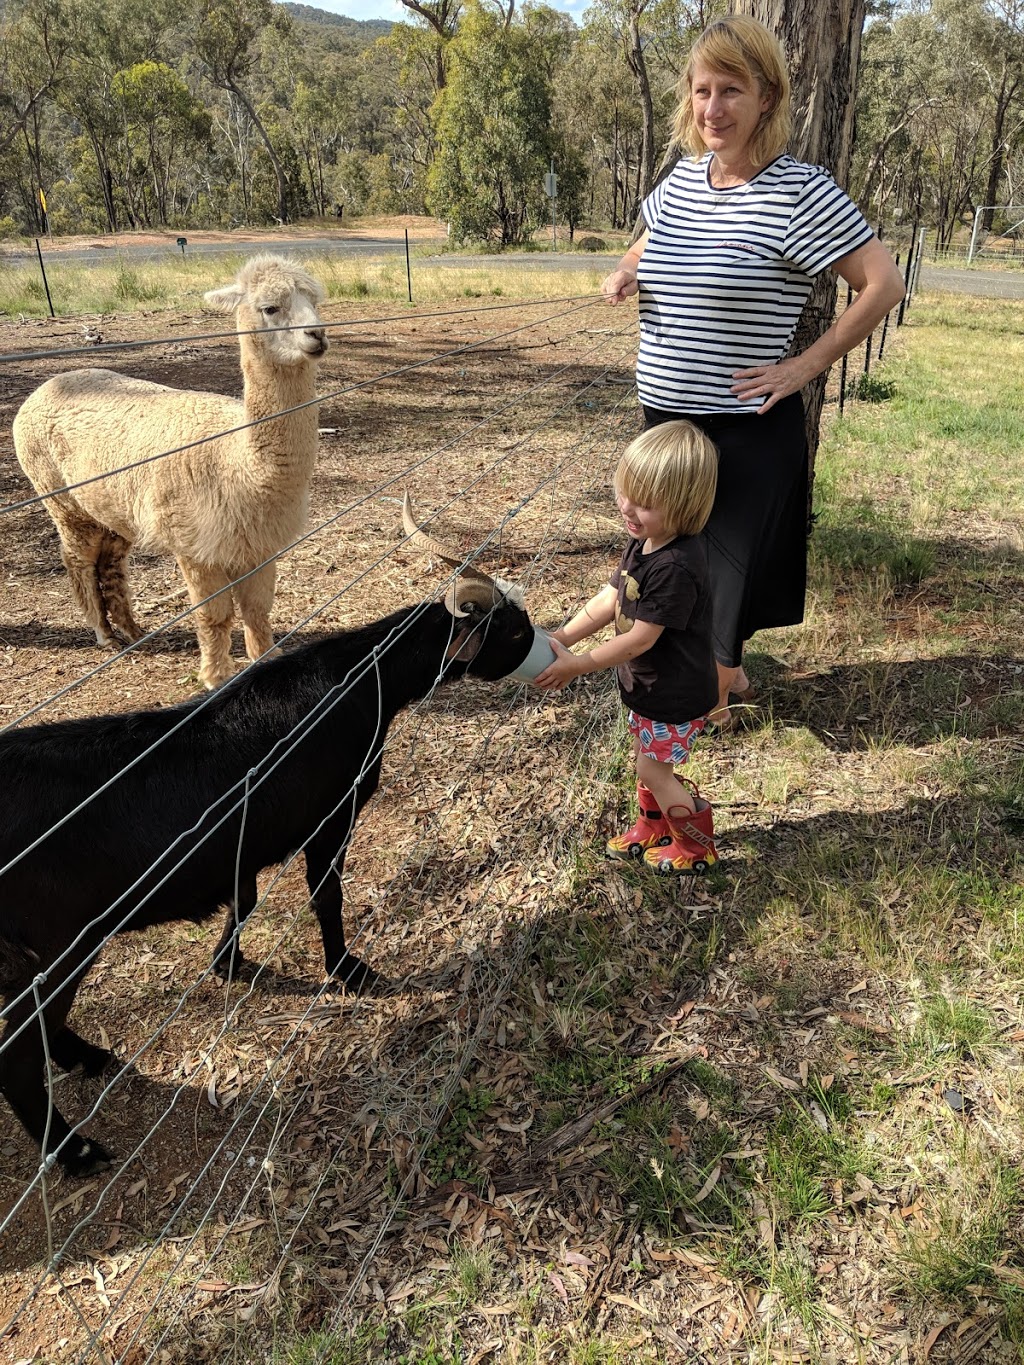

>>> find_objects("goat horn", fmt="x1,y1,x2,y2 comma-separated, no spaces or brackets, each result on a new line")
447,579,503,617
402,492,497,588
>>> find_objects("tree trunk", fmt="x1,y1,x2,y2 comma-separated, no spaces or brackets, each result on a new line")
226,78,290,223
737,0,866,522
624,5,656,205
983,69,1020,229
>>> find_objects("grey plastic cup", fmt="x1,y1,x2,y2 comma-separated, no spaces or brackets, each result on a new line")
507,627,557,683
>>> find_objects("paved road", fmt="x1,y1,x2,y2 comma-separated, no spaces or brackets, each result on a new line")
5,235,1024,298
917,262,1024,298
1,235,449,266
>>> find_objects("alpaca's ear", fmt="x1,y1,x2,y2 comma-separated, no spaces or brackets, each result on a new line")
204,284,246,313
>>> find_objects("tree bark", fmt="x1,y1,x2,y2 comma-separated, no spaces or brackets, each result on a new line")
624,2,656,207
737,0,866,522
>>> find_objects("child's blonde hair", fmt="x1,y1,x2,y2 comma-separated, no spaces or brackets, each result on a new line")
614,420,718,538
672,14,792,168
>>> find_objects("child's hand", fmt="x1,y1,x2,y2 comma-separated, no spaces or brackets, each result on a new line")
533,640,589,691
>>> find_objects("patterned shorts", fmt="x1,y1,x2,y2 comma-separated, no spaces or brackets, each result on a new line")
626,711,706,764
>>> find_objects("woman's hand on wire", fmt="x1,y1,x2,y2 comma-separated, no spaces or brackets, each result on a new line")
533,640,588,691
601,269,639,305
730,354,815,414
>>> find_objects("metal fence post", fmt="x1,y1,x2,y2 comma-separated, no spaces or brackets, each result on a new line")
838,283,853,414
34,239,55,318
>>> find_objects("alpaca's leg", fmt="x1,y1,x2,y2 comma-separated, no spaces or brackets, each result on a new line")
51,511,117,648
97,530,144,643
233,562,280,663
177,557,236,689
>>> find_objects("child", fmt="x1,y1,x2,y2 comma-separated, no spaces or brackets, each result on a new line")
535,421,720,873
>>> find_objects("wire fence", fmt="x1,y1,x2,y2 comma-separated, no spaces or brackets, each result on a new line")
0,279,640,1362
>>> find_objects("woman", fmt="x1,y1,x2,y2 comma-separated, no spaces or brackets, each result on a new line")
602,14,905,726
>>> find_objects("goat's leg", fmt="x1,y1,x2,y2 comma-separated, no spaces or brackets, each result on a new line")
51,511,117,648
0,969,112,1176
97,530,144,643
211,876,259,980
177,556,236,690
50,1026,114,1077
304,831,380,992
233,561,280,664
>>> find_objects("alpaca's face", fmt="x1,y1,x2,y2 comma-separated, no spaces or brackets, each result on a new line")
244,278,328,366
206,259,328,366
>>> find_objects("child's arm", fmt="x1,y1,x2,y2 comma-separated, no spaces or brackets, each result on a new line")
549,583,618,648
534,617,664,691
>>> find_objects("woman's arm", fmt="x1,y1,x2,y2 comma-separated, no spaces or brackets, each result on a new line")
601,229,650,305
534,618,664,691
549,583,618,647
731,236,906,414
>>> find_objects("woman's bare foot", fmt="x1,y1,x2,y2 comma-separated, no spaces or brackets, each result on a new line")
730,667,757,703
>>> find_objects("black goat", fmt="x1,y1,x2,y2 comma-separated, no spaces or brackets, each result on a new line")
0,542,533,1175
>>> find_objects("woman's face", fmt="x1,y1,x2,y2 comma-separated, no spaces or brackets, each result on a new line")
690,63,773,162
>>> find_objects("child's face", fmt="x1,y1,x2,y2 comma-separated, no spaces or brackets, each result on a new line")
615,489,674,547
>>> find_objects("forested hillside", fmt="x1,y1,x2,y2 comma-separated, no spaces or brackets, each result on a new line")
0,0,1021,249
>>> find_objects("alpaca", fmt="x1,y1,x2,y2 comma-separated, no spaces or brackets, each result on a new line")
12,254,328,689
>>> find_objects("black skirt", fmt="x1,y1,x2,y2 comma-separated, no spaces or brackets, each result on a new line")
643,394,808,668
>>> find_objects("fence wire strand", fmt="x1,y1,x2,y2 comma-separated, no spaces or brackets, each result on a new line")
0,293,601,368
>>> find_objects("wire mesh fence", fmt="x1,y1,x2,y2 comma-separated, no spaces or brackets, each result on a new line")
0,280,647,1362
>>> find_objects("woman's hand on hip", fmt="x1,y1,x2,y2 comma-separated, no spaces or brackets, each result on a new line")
602,269,638,305
731,355,814,413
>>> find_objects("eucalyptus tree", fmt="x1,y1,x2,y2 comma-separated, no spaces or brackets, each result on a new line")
580,0,716,221
397,0,462,91
978,0,1024,227
0,0,73,161
111,61,213,224
428,1,560,243
51,0,182,231
190,0,293,222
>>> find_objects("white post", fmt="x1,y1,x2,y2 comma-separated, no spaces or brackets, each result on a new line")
967,205,984,264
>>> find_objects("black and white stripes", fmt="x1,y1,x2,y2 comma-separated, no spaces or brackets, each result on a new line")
636,152,874,414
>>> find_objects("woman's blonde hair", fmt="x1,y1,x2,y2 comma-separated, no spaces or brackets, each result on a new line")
671,14,792,168
614,421,718,539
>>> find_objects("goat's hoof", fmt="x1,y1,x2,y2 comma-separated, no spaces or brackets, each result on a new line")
212,951,250,982
60,1136,113,1178
330,954,383,995
78,1043,115,1078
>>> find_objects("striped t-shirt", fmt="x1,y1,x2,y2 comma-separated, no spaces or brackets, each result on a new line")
636,152,874,413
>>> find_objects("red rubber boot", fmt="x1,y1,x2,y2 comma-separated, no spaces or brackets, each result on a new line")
606,783,671,861
643,792,718,874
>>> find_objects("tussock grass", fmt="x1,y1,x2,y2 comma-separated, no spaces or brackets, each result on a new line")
0,251,605,319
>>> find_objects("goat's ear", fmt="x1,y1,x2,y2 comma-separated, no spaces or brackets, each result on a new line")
445,621,483,663
204,284,246,314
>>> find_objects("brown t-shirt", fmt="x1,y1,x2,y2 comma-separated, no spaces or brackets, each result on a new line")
610,535,718,724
